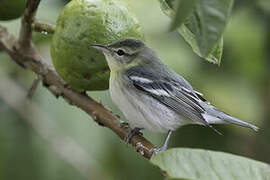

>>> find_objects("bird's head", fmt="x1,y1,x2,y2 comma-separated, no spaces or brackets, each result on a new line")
91,38,156,71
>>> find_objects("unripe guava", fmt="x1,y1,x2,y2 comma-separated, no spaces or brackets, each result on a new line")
50,0,144,91
0,0,26,20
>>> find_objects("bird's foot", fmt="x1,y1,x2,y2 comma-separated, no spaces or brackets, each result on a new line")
152,145,168,155
124,127,143,144
152,130,173,155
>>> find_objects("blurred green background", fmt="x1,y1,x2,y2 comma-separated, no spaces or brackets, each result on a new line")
0,0,269,179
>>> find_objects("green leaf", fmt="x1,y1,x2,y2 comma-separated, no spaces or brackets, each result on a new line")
178,24,223,64
159,0,233,64
170,0,197,30
208,38,223,65
191,0,233,57
151,148,270,180
159,0,174,17
257,0,270,15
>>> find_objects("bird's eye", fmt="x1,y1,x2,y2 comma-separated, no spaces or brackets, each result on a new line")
116,49,125,56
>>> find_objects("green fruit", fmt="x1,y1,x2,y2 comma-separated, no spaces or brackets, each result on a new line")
0,0,26,20
51,0,144,91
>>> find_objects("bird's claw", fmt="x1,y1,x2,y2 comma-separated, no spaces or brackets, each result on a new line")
124,127,142,144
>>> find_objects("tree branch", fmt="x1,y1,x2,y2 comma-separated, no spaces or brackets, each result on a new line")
0,0,155,159
26,76,41,99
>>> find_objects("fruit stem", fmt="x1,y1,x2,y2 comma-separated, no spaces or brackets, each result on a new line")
32,21,55,35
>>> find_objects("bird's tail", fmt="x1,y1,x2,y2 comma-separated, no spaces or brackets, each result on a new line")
203,107,259,131
218,112,259,131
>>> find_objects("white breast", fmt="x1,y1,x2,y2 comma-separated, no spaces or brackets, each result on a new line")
109,73,191,133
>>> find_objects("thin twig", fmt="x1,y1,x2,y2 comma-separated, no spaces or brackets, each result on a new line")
32,21,55,35
0,0,155,158
26,76,41,99
19,0,41,50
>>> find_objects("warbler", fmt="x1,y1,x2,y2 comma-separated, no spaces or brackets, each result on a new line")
91,38,258,153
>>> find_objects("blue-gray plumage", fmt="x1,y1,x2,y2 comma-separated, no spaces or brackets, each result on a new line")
91,38,258,153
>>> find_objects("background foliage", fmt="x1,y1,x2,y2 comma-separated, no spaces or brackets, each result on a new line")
0,0,269,179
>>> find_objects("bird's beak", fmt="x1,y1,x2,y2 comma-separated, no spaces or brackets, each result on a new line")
90,44,109,53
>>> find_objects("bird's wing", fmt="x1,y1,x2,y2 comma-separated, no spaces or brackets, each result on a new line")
125,67,215,128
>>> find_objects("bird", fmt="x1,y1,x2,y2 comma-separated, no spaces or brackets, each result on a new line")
91,38,258,154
